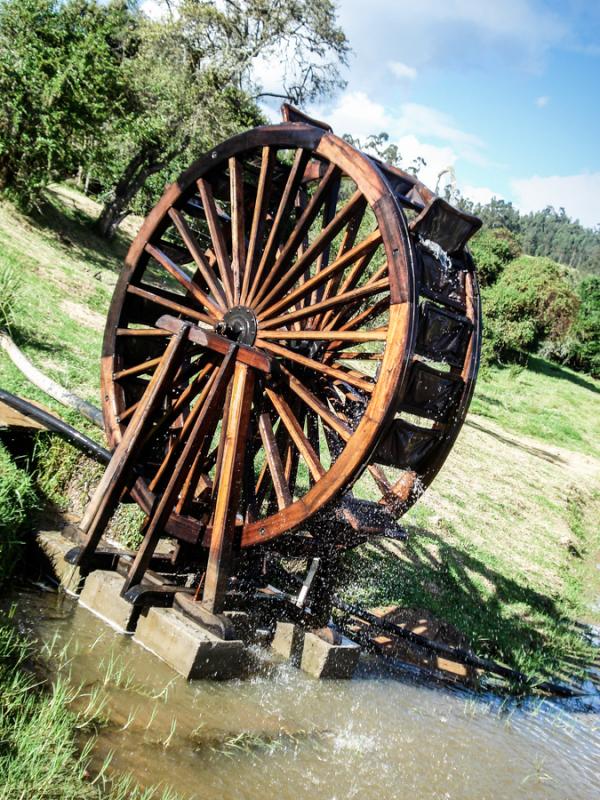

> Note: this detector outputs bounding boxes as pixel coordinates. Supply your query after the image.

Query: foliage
[458,195,600,276]
[481,256,579,365]
[0,0,131,206]
[568,276,600,377]
[0,260,19,333]
[469,226,521,286]
[95,0,349,237]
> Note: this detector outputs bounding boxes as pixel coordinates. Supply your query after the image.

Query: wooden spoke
[257,329,387,342]
[333,351,383,361]
[319,248,379,330]
[145,243,223,318]
[197,178,235,306]
[259,340,374,393]
[127,284,213,326]
[239,146,276,304]
[113,355,162,381]
[229,156,246,304]
[257,228,382,322]
[325,295,389,336]
[281,366,352,443]
[245,148,311,306]
[148,367,219,493]
[266,388,324,483]
[260,278,389,330]
[117,399,140,423]
[249,163,340,309]
[116,327,170,337]
[318,198,367,307]
[307,170,341,317]
[257,411,292,510]
[255,189,368,315]
[167,208,227,308]
[203,360,255,613]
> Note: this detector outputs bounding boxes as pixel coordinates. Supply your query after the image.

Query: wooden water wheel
[77,105,481,619]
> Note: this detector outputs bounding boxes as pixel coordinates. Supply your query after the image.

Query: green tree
[0,0,131,205]
[95,0,349,238]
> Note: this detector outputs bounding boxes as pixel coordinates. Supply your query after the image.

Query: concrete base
[36,530,82,594]
[79,570,139,633]
[134,607,246,680]
[300,632,361,679]
[271,622,304,665]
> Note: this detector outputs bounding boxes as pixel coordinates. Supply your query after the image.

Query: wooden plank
[202,361,255,613]
[259,340,374,394]
[248,163,340,308]
[257,229,382,322]
[260,278,389,331]
[76,325,190,565]
[245,147,310,305]
[127,284,213,326]
[123,346,238,594]
[156,314,272,374]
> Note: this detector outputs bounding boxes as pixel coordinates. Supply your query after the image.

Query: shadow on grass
[344,526,597,683]
[526,354,600,395]
[27,191,128,276]
[465,418,567,466]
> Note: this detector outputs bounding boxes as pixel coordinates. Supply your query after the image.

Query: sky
[142,1,600,229]
[272,0,600,229]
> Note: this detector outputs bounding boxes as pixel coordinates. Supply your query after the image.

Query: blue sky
[303,0,600,227]
[142,1,600,228]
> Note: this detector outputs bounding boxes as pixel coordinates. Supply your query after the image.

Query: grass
[343,361,600,682]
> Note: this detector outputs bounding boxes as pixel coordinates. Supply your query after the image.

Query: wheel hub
[215,307,258,345]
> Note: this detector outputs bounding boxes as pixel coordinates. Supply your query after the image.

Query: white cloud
[511,172,600,229]
[337,0,567,80]
[315,90,487,184]
[388,61,417,81]
[462,184,503,205]
[535,95,550,107]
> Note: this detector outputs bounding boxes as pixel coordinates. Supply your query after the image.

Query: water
[6,587,600,800]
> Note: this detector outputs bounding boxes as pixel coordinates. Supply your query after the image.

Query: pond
[6,587,600,800]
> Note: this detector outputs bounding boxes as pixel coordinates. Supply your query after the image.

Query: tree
[95,0,350,238]
[0,0,131,206]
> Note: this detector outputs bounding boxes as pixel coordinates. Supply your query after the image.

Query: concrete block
[79,570,139,633]
[36,531,83,595]
[271,622,304,664]
[134,607,246,680]
[300,632,360,679]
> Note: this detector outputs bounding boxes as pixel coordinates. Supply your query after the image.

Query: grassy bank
[1,184,599,695]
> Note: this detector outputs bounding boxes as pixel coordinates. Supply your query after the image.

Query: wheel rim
[101,124,417,547]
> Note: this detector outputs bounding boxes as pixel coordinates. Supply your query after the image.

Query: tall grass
[0,260,19,333]
[0,442,38,585]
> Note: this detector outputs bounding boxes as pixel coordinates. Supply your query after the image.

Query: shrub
[481,255,579,365]
[470,227,521,286]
